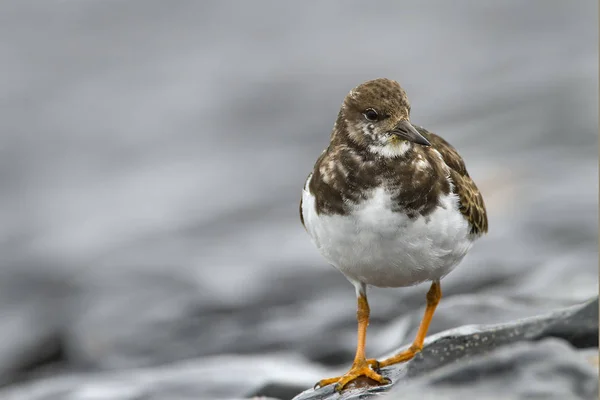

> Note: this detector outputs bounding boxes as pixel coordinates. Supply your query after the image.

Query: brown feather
[299,195,305,229]
[299,78,487,237]
[417,127,489,236]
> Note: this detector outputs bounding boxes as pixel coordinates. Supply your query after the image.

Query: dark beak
[391,120,431,146]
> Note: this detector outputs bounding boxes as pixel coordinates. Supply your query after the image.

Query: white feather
[302,177,473,288]
[368,142,411,158]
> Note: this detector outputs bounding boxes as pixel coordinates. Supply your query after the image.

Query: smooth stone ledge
[290,297,598,400]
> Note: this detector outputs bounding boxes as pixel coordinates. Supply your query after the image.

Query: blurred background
[0,1,597,399]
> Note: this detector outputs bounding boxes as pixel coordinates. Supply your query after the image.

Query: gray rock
[291,298,598,400]
[0,354,327,400]
[1,300,596,400]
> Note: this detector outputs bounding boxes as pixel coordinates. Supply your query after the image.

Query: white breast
[301,175,473,288]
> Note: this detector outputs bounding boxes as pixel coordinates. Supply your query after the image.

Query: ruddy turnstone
[300,78,488,392]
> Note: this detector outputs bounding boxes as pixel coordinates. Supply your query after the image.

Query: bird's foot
[314,359,390,392]
[376,344,422,368]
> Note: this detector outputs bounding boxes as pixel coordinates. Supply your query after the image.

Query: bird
[299,78,488,392]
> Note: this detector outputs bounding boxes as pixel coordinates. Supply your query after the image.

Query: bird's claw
[314,361,390,392]
[366,358,380,371]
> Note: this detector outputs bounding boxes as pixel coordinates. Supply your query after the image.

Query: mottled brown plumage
[300,78,488,237]
[419,129,488,235]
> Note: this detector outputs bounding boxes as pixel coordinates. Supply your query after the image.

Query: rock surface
[291,298,598,400]
[0,300,596,400]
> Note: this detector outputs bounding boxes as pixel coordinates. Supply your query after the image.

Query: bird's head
[338,78,430,157]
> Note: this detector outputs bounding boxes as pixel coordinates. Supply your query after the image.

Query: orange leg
[377,281,442,368]
[315,287,390,392]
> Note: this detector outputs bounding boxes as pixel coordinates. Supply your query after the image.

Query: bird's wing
[418,127,489,236]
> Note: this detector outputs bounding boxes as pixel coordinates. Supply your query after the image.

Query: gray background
[0,1,597,399]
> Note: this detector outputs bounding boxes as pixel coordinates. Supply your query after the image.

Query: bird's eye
[364,109,378,121]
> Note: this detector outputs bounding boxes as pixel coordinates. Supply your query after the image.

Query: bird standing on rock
[300,78,488,392]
